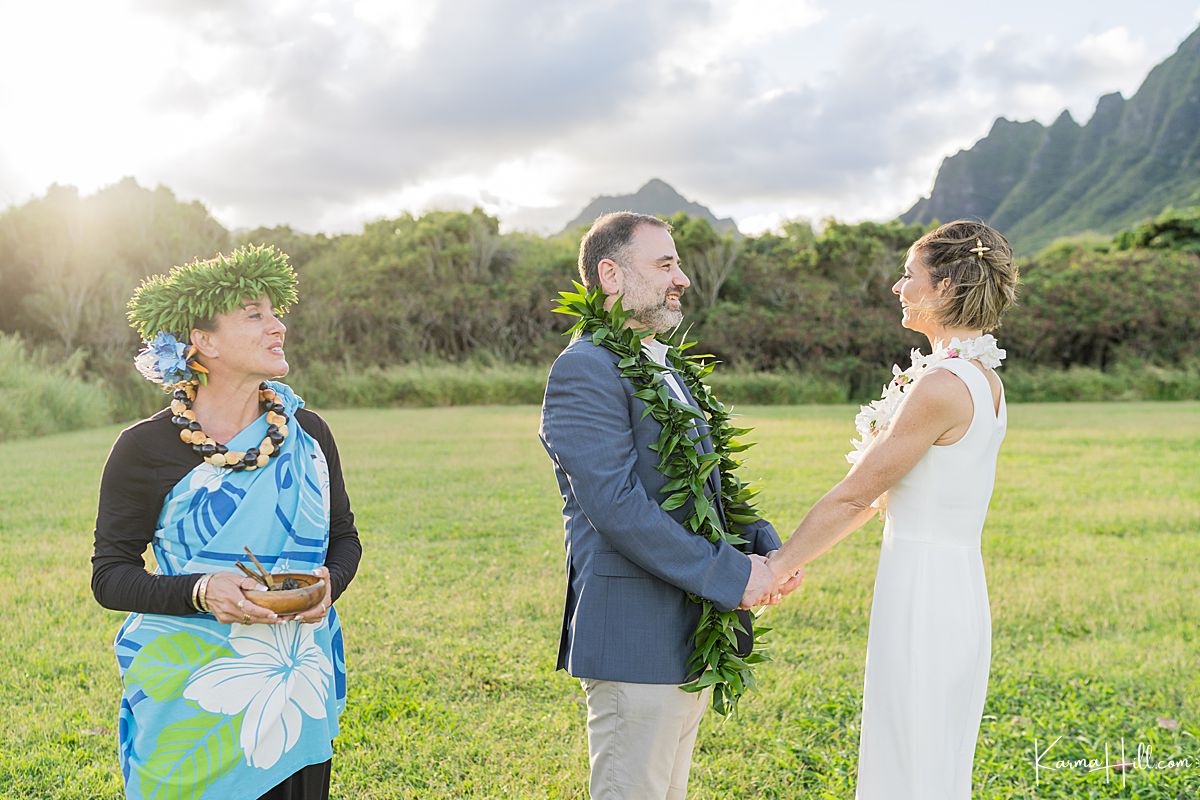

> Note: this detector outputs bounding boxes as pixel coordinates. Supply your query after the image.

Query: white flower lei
[846,333,1006,466]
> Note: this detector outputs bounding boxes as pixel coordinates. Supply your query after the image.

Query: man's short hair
[577,212,671,289]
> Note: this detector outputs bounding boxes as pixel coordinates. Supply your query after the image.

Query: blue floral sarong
[113,382,347,799]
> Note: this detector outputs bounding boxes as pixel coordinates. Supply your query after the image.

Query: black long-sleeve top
[91,407,362,616]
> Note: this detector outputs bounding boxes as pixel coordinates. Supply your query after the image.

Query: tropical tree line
[1,178,1197,421]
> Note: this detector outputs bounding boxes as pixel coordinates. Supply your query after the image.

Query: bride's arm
[763,370,971,587]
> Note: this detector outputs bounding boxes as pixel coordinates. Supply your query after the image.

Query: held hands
[202,566,332,625]
[737,552,806,610]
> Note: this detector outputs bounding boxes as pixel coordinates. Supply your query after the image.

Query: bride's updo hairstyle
[911,220,1019,332]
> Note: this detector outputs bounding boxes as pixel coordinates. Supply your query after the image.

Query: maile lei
[847,333,1007,465]
[554,283,769,716]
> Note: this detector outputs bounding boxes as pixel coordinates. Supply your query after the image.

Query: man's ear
[190,328,218,360]
[597,258,623,297]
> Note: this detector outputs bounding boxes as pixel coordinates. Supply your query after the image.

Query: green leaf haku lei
[553,283,770,716]
[127,244,299,341]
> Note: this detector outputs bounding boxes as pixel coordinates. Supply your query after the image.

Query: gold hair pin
[969,239,991,259]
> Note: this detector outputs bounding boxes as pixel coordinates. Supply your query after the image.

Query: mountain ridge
[902,26,1200,252]
[561,178,739,235]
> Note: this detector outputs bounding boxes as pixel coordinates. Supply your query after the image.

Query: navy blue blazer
[539,337,782,684]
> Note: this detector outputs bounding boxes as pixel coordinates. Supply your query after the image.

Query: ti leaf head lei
[554,282,770,716]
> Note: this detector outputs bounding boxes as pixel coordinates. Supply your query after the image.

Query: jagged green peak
[1049,110,1079,130]
[899,24,1200,253]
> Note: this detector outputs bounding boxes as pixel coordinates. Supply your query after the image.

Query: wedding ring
[241,614,250,624]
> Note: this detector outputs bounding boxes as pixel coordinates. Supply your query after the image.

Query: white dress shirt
[641,337,688,402]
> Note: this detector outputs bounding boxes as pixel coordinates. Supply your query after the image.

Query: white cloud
[0,0,1192,234]
[658,0,825,78]
[350,0,439,52]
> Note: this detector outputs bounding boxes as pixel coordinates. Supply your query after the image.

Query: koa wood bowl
[241,573,325,614]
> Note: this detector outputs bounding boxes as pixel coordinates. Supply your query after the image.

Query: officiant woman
[91,245,361,800]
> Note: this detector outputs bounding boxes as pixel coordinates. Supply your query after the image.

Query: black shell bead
[200,442,217,456]
[171,415,188,427]
[270,403,285,415]
[215,443,228,454]
[259,381,269,390]
[187,420,203,431]
[268,431,285,444]
[173,389,189,401]
[242,452,258,466]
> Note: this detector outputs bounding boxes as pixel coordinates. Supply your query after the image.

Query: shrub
[0,334,113,440]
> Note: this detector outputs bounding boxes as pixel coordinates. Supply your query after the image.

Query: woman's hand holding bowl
[204,571,279,625]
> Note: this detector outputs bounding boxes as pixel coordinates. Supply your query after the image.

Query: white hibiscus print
[188,462,225,493]
[183,622,331,769]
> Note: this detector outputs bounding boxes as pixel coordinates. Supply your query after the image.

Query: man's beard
[623,274,684,334]
[629,300,682,334]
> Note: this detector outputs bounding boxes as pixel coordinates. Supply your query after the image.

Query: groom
[539,212,801,799]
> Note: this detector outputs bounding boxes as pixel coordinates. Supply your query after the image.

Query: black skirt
[258,760,332,800]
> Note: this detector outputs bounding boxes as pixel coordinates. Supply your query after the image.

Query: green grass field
[1,403,1197,799]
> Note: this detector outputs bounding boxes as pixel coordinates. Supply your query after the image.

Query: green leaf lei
[127,244,299,341]
[553,283,770,716]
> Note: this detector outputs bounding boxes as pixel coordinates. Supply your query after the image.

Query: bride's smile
[892,249,941,333]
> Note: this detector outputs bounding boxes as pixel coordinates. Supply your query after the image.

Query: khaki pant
[580,678,712,800]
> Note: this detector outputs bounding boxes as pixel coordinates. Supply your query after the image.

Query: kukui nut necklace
[170,380,289,470]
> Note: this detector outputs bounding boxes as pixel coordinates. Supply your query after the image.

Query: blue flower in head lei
[134,332,205,387]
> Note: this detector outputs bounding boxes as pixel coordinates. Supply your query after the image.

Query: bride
[755,220,1019,799]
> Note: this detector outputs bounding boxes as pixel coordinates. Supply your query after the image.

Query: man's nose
[672,264,691,289]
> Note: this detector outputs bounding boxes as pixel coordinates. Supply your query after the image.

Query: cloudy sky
[1,0,1197,234]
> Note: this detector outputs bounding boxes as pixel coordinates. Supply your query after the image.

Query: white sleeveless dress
[855,358,1006,800]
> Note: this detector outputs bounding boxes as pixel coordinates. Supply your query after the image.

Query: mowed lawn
[1,403,1197,799]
